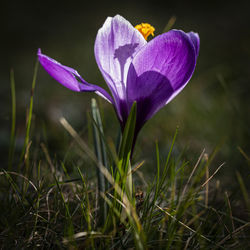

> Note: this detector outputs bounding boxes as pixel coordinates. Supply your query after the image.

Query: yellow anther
[135,23,155,40]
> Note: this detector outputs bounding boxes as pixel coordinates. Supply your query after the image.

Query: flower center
[135,23,155,40]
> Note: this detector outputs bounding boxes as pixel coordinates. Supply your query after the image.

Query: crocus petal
[129,30,197,106]
[38,49,113,103]
[126,29,197,131]
[131,30,196,92]
[187,32,200,58]
[38,49,84,92]
[94,15,146,112]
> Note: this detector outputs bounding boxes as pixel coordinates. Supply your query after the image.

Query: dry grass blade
[63,231,111,244]
[184,234,195,250]
[216,222,250,247]
[128,160,145,175]
[24,141,32,162]
[60,117,97,162]
[180,149,205,200]
[201,162,225,188]
[0,171,37,191]
[107,192,127,209]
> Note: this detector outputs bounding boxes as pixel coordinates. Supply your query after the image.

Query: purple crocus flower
[38,15,199,147]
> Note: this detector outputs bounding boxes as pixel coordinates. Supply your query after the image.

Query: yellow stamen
[135,23,155,40]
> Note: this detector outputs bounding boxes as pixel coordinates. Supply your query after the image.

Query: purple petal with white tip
[38,49,113,103]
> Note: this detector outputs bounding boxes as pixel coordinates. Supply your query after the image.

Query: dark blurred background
[1,0,250,188]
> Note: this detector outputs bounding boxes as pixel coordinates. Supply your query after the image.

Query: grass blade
[91,98,108,224]
[118,102,137,160]
[19,59,39,171]
[8,69,16,170]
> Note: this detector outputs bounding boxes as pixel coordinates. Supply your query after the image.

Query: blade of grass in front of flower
[118,102,137,160]
[91,98,108,224]
[8,69,16,170]
[95,100,108,168]
[91,99,108,168]
[19,59,39,173]
[117,102,137,199]
[115,127,122,154]
[88,101,116,169]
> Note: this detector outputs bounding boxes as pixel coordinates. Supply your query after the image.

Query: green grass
[0,65,249,249]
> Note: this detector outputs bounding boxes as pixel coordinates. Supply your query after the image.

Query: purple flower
[38,15,199,145]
